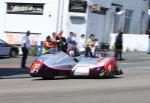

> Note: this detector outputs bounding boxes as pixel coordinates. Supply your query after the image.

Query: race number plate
[30,61,43,73]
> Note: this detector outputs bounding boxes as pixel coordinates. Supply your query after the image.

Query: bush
[29,45,38,56]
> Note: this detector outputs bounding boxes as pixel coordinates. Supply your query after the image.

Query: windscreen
[44,51,76,68]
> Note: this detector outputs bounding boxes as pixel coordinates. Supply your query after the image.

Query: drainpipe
[56,0,61,32]
[56,0,65,33]
[140,12,145,34]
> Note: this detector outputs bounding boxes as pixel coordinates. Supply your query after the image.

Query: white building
[148,0,150,29]
[0,0,149,45]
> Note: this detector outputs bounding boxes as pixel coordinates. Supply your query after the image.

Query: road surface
[0,52,150,103]
[0,69,150,103]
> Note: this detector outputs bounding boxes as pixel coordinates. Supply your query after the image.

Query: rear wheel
[10,50,17,57]
[115,69,123,75]
[42,76,54,80]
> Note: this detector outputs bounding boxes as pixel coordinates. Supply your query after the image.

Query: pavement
[110,51,150,63]
[0,51,150,79]
[0,56,35,79]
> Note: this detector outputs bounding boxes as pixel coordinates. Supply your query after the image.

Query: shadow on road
[0,56,20,59]
[0,57,10,59]
[32,76,123,81]
[0,68,30,79]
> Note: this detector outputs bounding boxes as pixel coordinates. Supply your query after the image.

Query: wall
[0,0,149,47]
[110,33,149,52]
[121,0,149,34]
[62,0,88,41]
[86,0,149,43]
[86,0,111,43]
[0,1,7,40]
[0,0,60,44]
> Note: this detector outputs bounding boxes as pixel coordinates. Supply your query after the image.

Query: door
[68,17,86,42]
[0,39,11,56]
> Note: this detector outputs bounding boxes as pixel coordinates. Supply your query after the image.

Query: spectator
[55,30,67,53]
[50,32,57,48]
[56,30,63,39]
[57,37,67,53]
[114,28,124,61]
[67,32,79,56]
[86,34,95,49]
[66,32,77,46]
[146,30,150,54]
[92,38,100,53]
[51,32,57,42]
[85,34,96,57]
[42,36,51,53]
[77,34,86,54]
[21,31,31,68]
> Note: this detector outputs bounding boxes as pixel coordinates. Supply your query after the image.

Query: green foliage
[110,45,115,51]
[29,45,38,56]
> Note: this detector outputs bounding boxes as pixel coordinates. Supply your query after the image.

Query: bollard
[36,41,43,58]
[39,41,43,56]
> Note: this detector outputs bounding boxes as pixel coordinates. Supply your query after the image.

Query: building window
[7,3,44,15]
[69,0,87,13]
[124,9,133,33]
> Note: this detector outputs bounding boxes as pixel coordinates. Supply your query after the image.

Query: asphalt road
[0,69,150,103]
[0,52,150,103]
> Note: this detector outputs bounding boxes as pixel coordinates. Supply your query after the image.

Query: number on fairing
[34,64,40,69]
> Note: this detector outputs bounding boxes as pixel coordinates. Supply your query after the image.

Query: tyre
[42,76,54,80]
[10,50,17,57]
[115,69,123,75]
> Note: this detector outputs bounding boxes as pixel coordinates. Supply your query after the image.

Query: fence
[109,33,149,52]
